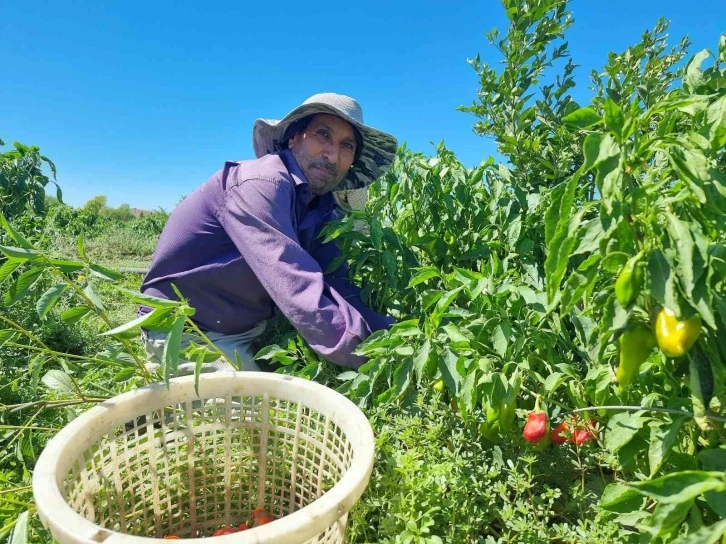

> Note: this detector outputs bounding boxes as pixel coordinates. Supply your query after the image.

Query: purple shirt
[141,149,393,368]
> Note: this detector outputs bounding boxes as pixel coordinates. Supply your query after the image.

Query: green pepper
[616,324,656,387]
[615,251,645,307]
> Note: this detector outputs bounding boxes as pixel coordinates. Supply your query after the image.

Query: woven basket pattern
[62,392,354,541]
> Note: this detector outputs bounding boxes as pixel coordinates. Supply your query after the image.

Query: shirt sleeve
[219,177,372,368]
[309,232,396,333]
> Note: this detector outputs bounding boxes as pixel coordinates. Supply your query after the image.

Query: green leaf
[667,145,708,203]
[604,99,625,139]
[114,367,137,382]
[0,245,41,261]
[698,448,726,472]
[5,267,43,305]
[543,372,568,395]
[560,254,599,314]
[254,344,288,361]
[627,471,726,504]
[163,314,186,384]
[0,215,34,249]
[664,211,696,298]
[439,348,461,394]
[582,133,619,172]
[0,329,16,348]
[492,324,508,358]
[101,308,174,336]
[112,286,181,308]
[648,418,684,477]
[337,371,358,381]
[60,306,91,324]
[683,49,710,92]
[0,259,21,286]
[706,94,726,149]
[407,267,440,288]
[604,412,650,454]
[9,510,29,544]
[690,350,715,431]
[84,283,105,313]
[77,233,87,260]
[640,500,693,540]
[430,286,464,329]
[389,319,422,338]
[370,217,383,250]
[600,483,645,513]
[563,107,602,129]
[36,284,68,319]
[47,259,86,273]
[382,251,398,287]
[647,249,679,315]
[412,339,432,383]
[90,263,124,281]
[391,360,413,399]
[670,519,726,544]
[545,205,586,305]
[41,369,75,394]
[507,218,522,248]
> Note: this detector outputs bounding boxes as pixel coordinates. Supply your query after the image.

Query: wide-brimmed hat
[252,93,398,201]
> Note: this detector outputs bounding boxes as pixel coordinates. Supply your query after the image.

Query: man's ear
[287,133,298,150]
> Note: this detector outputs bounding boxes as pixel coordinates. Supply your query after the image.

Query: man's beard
[291,148,343,195]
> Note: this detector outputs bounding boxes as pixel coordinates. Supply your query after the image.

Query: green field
[2,1,726,542]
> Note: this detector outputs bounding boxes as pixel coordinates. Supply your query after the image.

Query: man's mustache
[311,159,337,175]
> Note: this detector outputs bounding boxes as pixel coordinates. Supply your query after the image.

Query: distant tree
[106,203,134,222]
[82,195,107,216]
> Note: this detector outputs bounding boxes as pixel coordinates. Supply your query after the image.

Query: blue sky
[2,0,724,211]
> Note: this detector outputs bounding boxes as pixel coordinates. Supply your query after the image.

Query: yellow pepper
[654,307,701,358]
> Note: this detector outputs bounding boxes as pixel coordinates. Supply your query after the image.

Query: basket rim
[32,372,375,543]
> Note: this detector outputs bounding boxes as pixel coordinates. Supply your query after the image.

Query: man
[140,93,398,374]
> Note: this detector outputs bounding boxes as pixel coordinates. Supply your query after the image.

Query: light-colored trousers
[141,321,267,376]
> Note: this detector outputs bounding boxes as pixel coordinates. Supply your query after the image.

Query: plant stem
[0,424,59,431]
[0,314,87,400]
[53,271,154,382]
[560,405,726,423]
[5,341,126,367]
[184,316,238,370]
[2,406,43,454]
[2,397,107,413]
[0,485,31,496]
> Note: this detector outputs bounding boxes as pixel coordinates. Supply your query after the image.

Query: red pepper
[550,416,598,446]
[523,410,550,445]
[238,522,248,531]
[253,507,273,527]
[549,420,570,445]
[212,527,238,536]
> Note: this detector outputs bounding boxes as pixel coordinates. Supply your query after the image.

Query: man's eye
[316,129,330,139]
[343,142,355,151]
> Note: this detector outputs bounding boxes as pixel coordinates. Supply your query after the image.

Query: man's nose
[322,141,339,164]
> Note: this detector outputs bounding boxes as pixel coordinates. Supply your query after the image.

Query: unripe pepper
[615,252,645,307]
[617,324,656,387]
[655,307,701,358]
[523,410,550,447]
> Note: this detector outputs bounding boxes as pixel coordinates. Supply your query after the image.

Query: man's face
[288,113,357,197]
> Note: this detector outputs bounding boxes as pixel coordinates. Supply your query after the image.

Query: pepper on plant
[654,307,701,358]
[523,397,550,448]
[614,251,645,307]
[616,324,656,387]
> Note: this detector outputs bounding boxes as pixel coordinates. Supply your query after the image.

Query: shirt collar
[279,148,308,187]
[278,148,338,217]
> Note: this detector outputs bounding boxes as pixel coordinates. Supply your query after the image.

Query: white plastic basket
[32,372,375,543]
